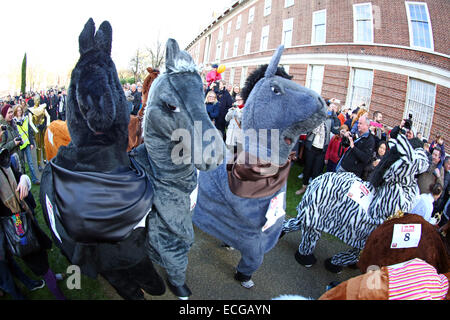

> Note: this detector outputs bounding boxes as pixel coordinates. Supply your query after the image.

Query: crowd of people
[0,62,448,300]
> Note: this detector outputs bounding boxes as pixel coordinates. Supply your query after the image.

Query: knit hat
[212,64,218,68]
[1,104,12,119]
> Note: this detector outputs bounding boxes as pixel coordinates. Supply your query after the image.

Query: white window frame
[227,21,232,35]
[404,78,436,139]
[281,18,294,48]
[223,41,229,59]
[285,0,294,8]
[229,67,235,85]
[248,7,255,24]
[236,14,242,30]
[353,3,374,43]
[305,65,325,95]
[405,1,434,51]
[244,32,252,54]
[264,0,272,16]
[260,25,270,51]
[311,9,326,44]
[218,25,224,42]
[240,66,248,88]
[215,43,222,62]
[346,68,374,110]
[233,37,239,57]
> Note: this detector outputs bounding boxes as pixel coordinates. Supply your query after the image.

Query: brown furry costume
[126,67,159,152]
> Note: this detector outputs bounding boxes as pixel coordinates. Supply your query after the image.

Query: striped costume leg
[330,248,360,267]
[298,224,321,256]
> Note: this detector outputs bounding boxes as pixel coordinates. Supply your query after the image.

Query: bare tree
[129,48,148,83]
[145,38,165,70]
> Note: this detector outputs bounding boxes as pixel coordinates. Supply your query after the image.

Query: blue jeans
[21,145,39,183]
[0,260,40,299]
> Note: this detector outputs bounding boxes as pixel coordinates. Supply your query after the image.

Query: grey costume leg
[236,251,264,279]
[330,248,360,267]
[146,214,193,287]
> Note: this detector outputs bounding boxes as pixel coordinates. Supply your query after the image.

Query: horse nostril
[284,137,292,145]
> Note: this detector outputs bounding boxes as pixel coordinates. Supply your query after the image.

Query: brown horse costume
[126,67,159,152]
[357,213,450,274]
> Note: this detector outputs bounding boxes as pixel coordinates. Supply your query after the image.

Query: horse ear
[79,18,96,55]
[165,38,180,73]
[265,45,284,78]
[94,21,112,55]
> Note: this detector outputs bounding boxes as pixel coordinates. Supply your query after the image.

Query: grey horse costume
[39,19,165,300]
[193,45,328,286]
[133,39,225,298]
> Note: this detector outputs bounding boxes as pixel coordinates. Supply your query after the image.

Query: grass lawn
[1,159,311,300]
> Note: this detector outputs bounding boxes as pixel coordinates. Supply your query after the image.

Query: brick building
[186,0,449,151]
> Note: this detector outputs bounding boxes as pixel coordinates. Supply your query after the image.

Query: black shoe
[234,271,254,289]
[167,281,192,300]
[324,258,343,274]
[294,251,317,267]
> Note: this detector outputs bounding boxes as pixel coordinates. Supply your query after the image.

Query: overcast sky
[0,0,230,93]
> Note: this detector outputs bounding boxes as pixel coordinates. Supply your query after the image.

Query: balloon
[217,64,226,73]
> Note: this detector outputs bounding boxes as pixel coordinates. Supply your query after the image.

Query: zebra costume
[283,133,429,267]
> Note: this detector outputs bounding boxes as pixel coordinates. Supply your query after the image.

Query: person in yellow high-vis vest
[13,105,40,184]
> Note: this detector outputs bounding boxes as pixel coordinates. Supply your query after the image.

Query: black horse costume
[39,18,165,300]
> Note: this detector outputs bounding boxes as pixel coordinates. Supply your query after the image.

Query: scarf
[0,166,30,214]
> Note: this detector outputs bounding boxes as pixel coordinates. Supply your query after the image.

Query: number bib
[390,224,422,249]
[347,181,373,212]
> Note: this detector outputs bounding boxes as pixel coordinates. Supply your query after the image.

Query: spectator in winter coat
[325,124,349,172]
[295,105,340,195]
[429,134,446,169]
[205,91,220,126]
[336,114,376,180]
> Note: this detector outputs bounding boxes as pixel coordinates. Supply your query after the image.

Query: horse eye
[271,85,282,95]
[168,105,180,113]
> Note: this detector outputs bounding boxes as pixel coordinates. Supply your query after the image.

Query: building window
[306,65,324,95]
[240,66,248,88]
[203,35,211,64]
[264,0,272,16]
[285,0,294,8]
[281,18,294,48]
[236,14,242,30]
[260,25,270,51]
[312,10,326,44]
[347,68,374,110]
[218,25,224,42]
[248,7,255,24]
[229,67,235,85]
[227,21,232,35]
[404,78,436,139]
[244,32,252,54]
[224,41,229,59]
[405,2,434,50]
[215,43,222,62]
[353,3,373,43]
[233,37,239,57]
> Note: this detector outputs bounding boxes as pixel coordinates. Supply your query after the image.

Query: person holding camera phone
[0,104,25,173]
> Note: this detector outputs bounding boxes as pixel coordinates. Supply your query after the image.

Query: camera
[1,125,7,131]
[341,136,351,148]
[15,119,24,127]
[15,137,23,146]
[403,113,413,130]
[0,148,10,167]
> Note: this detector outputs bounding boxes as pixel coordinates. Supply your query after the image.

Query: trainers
[220,243,235,250]
[324,258,343,274]
[30,280,45,291]
[234,271,254,289]
[294,251,317,267]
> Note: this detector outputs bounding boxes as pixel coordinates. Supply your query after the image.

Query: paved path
[100,227,361,300]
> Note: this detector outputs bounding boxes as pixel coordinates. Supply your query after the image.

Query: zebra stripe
[283,134,430,266]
